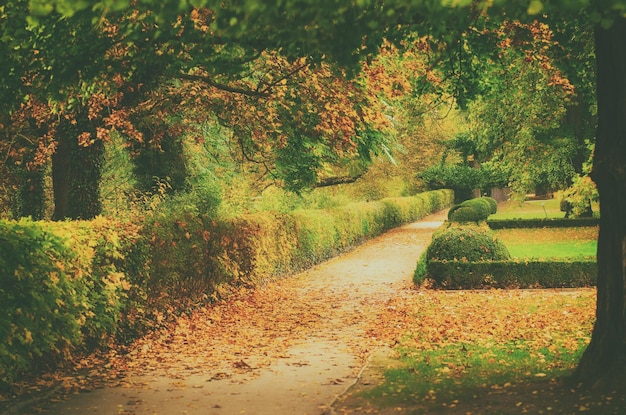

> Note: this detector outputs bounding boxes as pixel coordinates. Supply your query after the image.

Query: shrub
[447,197,494,223]
[427,259,596,289]
[448,206,486,222]
[419,164,483,203]
[560,175,598,218]
[487,218,600,229]
[426,225,511,262]
[0,220,82,387]
[482,196,498,214]
[413,250,428,286]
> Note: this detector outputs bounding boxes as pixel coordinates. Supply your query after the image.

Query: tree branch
[314,172,366,188]
[178,73,270,97]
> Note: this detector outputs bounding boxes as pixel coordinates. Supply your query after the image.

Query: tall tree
[575,16,626,385]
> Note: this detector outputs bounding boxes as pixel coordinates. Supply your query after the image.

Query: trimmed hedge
[427,259,597,289]
[487,217,600,229]
[145,189,454,297]
[0,217,147,387]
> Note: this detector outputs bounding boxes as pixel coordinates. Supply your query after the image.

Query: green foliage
[483,196,498,214]
[426,224,511,262]
[42,218,149,345]
[413,250,428,286]
[560,175,598,218]
[447,197,495,223]
[447,206,485,222]
[418,164,483,202]
[0,217,148,387]
[14,164,47,220]
[100,132,139,217]
[0,219,81,387]
[427,259,596,289]
[133,132,188,195]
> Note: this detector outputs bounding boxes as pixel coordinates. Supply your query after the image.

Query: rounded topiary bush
[426,225,511,262]
[447,197,496,223]
[482,196,498,214]
[448,206,486,222]
[467,198,492,217]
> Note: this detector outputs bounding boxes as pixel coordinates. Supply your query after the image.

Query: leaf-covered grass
[359,289,596,412]
[495,227,598,259]
[372,339,587,406]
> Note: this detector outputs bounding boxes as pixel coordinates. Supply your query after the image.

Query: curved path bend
[30,210,448,415]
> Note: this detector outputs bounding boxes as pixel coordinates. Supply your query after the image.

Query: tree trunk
[52,131,71,221]
[67,137,103,220]
[52,114,103,221]
[575,17,626,386]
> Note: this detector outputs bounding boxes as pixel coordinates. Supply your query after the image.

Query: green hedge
[448,197,496,223]
[0,217,147,387]
[426,259,596,289]
[426,225,511,262]
[145,189,454,295]
[487,217,600,229]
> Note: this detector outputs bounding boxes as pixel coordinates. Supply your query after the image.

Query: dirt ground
[4,210,448,415]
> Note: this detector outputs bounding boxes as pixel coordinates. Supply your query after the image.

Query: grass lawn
[490,199,564,220]
[490,198,600,220]
[494,227,598,259]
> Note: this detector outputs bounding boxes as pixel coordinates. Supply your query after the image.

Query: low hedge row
[146,189,454,297]
[487,217,601,229]
[0,189,454,387]
[426,259,597,289]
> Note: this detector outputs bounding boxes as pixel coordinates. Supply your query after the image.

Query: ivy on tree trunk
[576,17,626,386]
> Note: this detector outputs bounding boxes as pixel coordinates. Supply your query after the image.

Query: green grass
[490,199,563,220]
[490,198,600,220]
[505,241,597,259]
[365,340,587,406]
[354,290,597,412]
[494,227,598,259]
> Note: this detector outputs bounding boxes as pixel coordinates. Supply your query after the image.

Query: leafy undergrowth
[333,288,626,414]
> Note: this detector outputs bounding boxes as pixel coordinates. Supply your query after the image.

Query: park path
[28,210,448,415]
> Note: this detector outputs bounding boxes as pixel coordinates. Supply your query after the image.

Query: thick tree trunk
[52,114,103,221]
[67,138,103,220]
[575,17,626,386]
